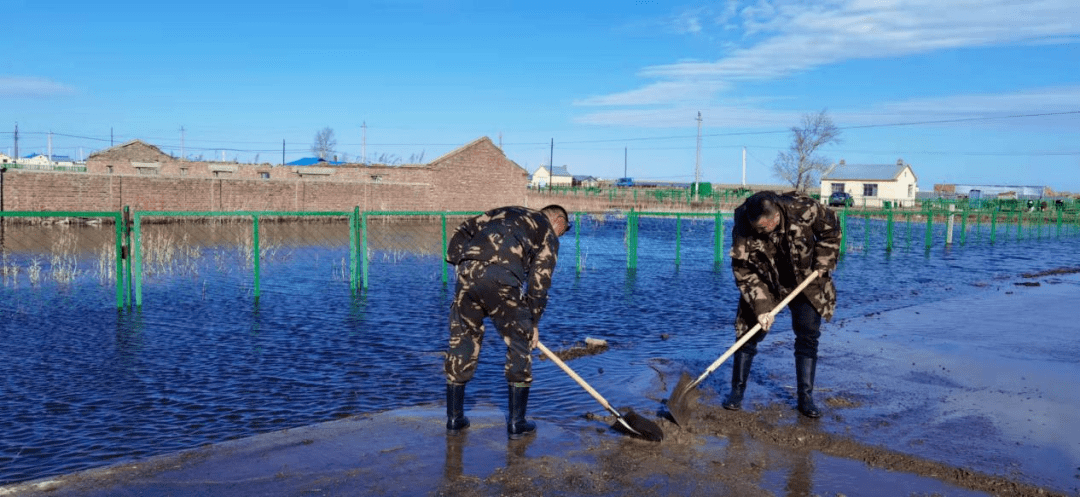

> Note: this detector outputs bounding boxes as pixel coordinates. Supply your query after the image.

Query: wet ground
[3,272,1077,496]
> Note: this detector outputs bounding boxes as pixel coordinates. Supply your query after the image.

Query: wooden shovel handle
[685,270,822,391]
[536,341,621,419]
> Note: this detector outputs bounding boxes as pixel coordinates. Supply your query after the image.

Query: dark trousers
[738,293,821,359]
[445,261,533,385]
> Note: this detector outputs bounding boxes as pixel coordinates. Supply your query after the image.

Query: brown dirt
[436,397,1067,497]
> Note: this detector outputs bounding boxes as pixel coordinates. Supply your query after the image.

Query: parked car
[615,177,634,187]
[828,192,854,207]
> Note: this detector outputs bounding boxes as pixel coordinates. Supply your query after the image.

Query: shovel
[667,270,821,426]
[536,341,663,442]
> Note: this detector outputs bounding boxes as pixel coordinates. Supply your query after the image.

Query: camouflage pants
[735,293,822,359]
[444,260,534,385]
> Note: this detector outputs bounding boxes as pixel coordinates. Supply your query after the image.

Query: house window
[180,168,188,176]
[106,165,113,174]
[371,175,383,183]
[831,183,845,193]
[863,184,879,197]
[213,171,220,178]
[260,172,270,179]
[137,167,158,175]
[907,184,913,197]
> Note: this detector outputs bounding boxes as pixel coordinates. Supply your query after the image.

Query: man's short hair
[541,204,569,222]
[744,192,779,224]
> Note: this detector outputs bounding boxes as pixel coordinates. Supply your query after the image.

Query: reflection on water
[0,216,1077,484]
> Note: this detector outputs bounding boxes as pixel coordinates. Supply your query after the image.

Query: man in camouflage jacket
[726,191,842,418]
[443,205,570,438]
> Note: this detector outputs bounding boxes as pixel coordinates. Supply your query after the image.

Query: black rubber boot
[446,382,470,432]
[507,383,536,439]
[796,356,822,418]
[722,351,754,410]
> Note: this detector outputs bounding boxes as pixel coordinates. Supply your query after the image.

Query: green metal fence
[3,204,1078,309]
[0,210,125,307]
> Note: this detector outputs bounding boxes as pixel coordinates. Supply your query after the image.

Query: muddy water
[0,214,1077,490]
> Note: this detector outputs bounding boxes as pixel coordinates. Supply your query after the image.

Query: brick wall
[0,137,535,214]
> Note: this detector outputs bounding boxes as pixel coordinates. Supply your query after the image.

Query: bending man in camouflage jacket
[726,191,842,418]
[443,205,570,438]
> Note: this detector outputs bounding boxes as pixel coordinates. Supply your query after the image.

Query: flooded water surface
[1,214,1077,487]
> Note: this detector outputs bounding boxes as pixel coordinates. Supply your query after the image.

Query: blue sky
[3,0,1079,192]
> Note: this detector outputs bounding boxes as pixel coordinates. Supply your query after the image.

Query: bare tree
[311,127,337,160]
[773,110,841,191]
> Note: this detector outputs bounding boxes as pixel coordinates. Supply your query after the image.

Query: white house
[530,165,573,188]
[820,159,919,208]
[21,153,52,166]
[0,153,11,164]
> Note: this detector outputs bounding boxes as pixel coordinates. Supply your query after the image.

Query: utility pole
[548,138,554,191]
[13,123,18,162]
[48,131,53,162]
[362,121,367,165]
[282,139,285,166]
[694,111,702,200]
[498,132,502,150]
[110,127,114,147]
[180,126,185,160]
[742,146,747,186]
[624,147,628,178]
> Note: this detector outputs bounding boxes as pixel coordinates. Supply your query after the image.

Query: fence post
[575,212,582,274]
[885,206,894,251]
[123,206,133,308]
[132,210,143,307]
[252,214,261,300]
[441,212,449,284]
[714,211,724,265]
[839,210,847,255]
[675,214,682,266]
[946,204,955,246]
[361,212,369,290]
[350,207,359,291]
[115,211,125,309]
[924,205,934,249]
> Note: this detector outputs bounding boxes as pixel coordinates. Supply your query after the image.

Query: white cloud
[841,85,1080,123]
[584,0,1080,110]
[575,80,731,106]
[0,76,75,97]
[644,0,1080,81]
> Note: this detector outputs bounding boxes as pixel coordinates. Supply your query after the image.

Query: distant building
[820,159,918,208]
[932,184,1049,200]
[0,153,11,164]
[530,165,573,188]
[21,153,53,166]
[572,175,598,188]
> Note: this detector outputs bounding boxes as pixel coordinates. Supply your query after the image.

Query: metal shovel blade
[666,372,699,426]
[611,408,664,442]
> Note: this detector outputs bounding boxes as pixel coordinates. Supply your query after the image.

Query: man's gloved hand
[530,325,539,350]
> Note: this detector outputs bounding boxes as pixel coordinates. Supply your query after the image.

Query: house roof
[822,161,913,182]
[551,165,571,176]
[287,157,344,166]
[87,139,171,161]
[428,136,527,174]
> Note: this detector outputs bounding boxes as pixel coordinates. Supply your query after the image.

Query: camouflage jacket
[446,206,560,323]
[730,191,842,335]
